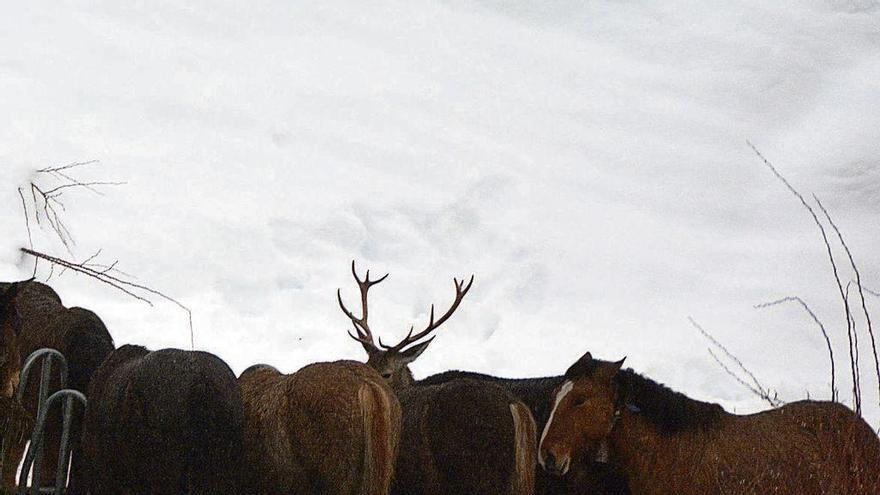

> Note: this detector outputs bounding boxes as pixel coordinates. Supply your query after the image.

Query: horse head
[538,351,626,476]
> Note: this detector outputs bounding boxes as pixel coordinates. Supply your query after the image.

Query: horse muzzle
[540,449,571,476]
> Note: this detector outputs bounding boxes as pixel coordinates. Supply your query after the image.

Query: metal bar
[28,355,54,494]
[15,350,68,404]
[5,349,69,495]
[17,391,85,495]
[53,396,75,495]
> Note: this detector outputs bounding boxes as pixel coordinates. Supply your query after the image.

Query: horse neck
[607,409,716,494]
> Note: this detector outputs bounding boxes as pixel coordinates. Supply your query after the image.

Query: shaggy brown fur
[0,280,114,493]
[0,282,24,399]
[81,345,244,495]
[416,370,631,495]
[541,352,880,495]
[0,396,31,491]
[392,379,537,495]
[239,360,401,495]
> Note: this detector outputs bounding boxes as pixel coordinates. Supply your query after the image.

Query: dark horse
[419,370,630,495]
[81,345,244,495]
[539,351,880,494]
[0,280,114,492]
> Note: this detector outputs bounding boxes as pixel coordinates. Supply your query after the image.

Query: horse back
[395,379,526,495]
[83,346,244,495]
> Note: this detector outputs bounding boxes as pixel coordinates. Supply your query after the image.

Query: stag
[81,345,244,495]
[338,262,537,495]
[0,280,114,493]
[238,360,401,495]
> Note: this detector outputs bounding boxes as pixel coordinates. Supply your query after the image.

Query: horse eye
[572,397,586,407]
[381,372,392,379]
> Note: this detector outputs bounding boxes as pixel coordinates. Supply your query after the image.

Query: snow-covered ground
[2,1,879,425]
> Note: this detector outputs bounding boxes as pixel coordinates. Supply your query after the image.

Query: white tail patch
[509,402,537,495]
[538,380,573,467]
[359,382,396,495]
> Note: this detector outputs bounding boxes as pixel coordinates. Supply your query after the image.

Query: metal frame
[17,390,86,495]
[0,349,79,495]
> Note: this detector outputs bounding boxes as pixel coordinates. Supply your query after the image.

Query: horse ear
[597,356,626,382]
[564,351,595,379]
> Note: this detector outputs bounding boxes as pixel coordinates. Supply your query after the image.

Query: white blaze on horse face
[538,380,573,467]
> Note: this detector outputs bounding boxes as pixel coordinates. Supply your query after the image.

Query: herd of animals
[1,261,879,495]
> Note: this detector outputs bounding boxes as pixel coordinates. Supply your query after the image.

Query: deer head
[338,261,473,390]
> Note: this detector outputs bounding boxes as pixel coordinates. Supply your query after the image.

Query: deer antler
[337,260,389,353]
[380,275,474,352]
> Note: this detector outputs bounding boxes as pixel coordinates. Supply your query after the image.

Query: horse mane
[615,368,725,434]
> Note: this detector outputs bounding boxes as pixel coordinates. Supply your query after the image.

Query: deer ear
[398,337,435,365]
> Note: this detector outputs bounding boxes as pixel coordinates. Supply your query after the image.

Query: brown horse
[0,280,114,493]
[238,360,401,495]
[539,351,880,495]
[338,262,537,495]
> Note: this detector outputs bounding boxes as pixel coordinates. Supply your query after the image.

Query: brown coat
[611,400,880,494]
[392,379,537,495]
[239,360,401,495]
[0,280,114,492]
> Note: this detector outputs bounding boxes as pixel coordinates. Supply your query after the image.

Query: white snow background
[2,1,880,425]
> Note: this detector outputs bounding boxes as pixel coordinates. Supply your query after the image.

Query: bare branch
[20,248,196,349]
[813,195,879,408]
[36,160,98,174]
[42,181,127,197]
[690,317,782,407]
[756,297,836,401]
[748,141,861,415]
[18,187,37,277]
[707,348,782,407]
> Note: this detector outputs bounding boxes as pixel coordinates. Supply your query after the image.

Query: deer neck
[391,367,416,391]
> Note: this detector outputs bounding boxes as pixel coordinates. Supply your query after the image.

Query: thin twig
[42,181,127,197]
[36,160,99,174]
[690,317,782,407]
[25,160,123,253]
[813,195,879,408]
[18,187,37,277]
[756,297,836,401]
[845,282,862,406]
[707,348,764,398]
[20,248,195,348]
[748,141,861,415]
[690,317,765,393]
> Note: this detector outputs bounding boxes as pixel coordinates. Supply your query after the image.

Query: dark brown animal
[238,360,401,495]
[539,351,880,495]
[81,345,244,495]
[0,283,29,490]
[420,370,630,495]
[0,280,114,492]
[338,262,537,495]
